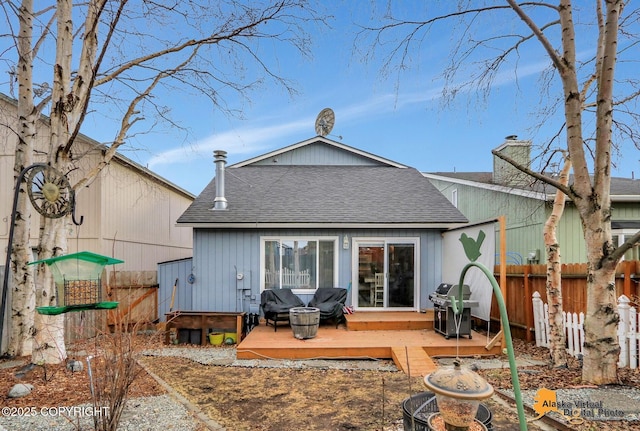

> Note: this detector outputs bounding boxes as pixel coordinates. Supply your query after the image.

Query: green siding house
[424,138,640,264]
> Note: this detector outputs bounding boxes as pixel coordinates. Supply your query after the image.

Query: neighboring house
[0,93,194,274]
[176,136,468,314]
[424,137,640,264]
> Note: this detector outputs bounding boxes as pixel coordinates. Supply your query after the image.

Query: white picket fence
[264,268,310,288]
[532,292,639,369]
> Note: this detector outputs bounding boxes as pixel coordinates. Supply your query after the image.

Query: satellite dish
[314,108,335,136]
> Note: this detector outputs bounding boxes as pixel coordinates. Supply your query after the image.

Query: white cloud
[147,118,311,168]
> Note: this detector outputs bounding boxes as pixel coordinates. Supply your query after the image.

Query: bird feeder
[423,359,494,431]
[29,251,123,315]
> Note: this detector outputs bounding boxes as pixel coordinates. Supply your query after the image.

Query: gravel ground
[0,394,200,431]
[141,346,400,371]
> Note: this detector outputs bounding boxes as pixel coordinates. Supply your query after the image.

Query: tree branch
[64,0,120,155]
[506,0,565,73]
[73,49,197,190]
[608,230,640,263]
[491,148,576,199]
[93,1,288,88]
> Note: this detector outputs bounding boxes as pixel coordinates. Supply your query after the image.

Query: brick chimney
[492,136,532,187]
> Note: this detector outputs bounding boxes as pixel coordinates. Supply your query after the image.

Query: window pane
[264,241,280,289]
[629,245,638,261]
[262,238,335,290]
[282,240,315,289]
[318,241,334,288]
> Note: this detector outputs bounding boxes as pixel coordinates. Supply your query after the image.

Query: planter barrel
[289,307,320,339]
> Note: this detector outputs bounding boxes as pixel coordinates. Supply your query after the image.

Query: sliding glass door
[387,243,415,308]
[356,243,384,308]
[354,238,418,310]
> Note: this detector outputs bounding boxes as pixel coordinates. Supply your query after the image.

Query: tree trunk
[28,0,77,364]
[7,0,37,358]
[581,223,620,384]
[31,216,68,364]
[543,157,571,368]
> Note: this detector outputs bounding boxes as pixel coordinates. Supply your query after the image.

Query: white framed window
[260,236,339,293]
[613,230,640,261]
[451,189,458,208]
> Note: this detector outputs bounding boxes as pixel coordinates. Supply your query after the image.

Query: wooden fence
[488,260,639,341]
[532,293,639,369]
[107,271,158,328]
[64,270,158,342]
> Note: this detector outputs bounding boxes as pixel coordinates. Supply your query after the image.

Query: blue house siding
[190,228,444,313]
[158,257,194,320]
[249,142,387,166]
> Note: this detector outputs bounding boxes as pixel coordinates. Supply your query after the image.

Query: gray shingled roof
[428,172,640,197]
[178,166,468,226]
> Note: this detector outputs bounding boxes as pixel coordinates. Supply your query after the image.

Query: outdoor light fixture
[343,235,349,250]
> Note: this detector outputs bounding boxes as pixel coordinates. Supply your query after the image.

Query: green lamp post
[29,251,123,315]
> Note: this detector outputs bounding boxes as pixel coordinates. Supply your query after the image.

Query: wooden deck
[236,312,502,375]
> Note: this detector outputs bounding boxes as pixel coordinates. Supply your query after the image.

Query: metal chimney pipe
[212,150,228,210]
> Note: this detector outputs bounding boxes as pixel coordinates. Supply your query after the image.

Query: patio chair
[307,287,348,328]
[374,273,384,307]
[260,288,305,332]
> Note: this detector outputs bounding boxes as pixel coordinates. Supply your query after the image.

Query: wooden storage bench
[164,311,246,345]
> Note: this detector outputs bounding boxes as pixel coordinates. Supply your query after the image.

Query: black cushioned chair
[307,287,348,328]
[260,288,305,332]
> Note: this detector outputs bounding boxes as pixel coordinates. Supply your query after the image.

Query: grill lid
[435,283,454,295]
[433,283,471,299]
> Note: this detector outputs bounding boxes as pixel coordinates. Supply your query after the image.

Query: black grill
[429,283,477,339]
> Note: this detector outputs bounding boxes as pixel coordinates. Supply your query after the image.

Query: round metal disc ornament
[25,165,73,218]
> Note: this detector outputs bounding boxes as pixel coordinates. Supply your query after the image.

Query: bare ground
[1,334,639,431]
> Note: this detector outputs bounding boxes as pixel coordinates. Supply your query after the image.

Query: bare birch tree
[1,0,324,363]
[359,1,640,384]
[489,147,573,369]
[542,153,571,368]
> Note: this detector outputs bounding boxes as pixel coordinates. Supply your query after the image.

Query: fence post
[571,312,582,358]
[618,295,630,367]
[623,261,633,298]
[543,302,550,348]
[532,292,545,347]
[567,311,577,357]
[578,312,585,357]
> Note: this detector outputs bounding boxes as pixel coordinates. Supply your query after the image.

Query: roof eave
[546,194,640,202]
[176,222,468,229]
[423,172,548,201]
[230,136,408,169]
[1,93,195,201]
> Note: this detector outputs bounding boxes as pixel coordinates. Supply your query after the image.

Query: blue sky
[5,2,639,195]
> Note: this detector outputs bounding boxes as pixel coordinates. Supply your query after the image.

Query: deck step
[345,311,433,331]
[391,346,438,377]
